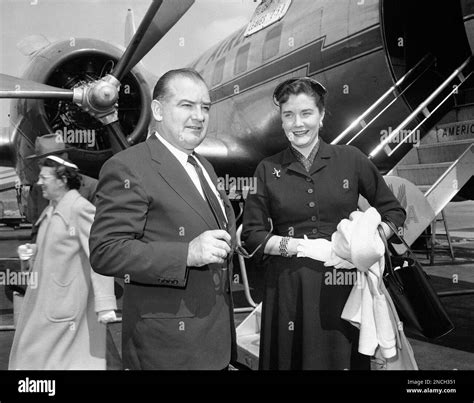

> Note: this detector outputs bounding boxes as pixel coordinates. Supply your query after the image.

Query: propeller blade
[112,0,194,81]
[124,8,137,47]
[0,73,74,100]
[105,120,131,154]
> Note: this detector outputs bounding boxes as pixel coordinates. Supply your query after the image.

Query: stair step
[417,185,431,194]
[396,162,452,186]
[416,139,474,164]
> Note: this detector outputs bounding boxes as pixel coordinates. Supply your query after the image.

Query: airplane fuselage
[191,0,473,177]
[2,0,474,191]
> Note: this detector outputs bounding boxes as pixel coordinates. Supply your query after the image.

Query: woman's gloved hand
[17,243,36,261]
[324,253,355,269]
[296,236,355,269]
[97,310,117,324]
[296,236,332,261]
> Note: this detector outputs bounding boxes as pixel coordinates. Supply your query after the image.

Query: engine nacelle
[7,38,152,184]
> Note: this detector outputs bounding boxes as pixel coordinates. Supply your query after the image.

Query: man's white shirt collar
[154,131,190,168]
[152,131,227,218]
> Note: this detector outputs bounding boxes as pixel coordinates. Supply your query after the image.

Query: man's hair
[152,68,207,101]
[40,158,82,190]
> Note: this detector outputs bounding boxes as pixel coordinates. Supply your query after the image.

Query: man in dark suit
[89,68,237,370]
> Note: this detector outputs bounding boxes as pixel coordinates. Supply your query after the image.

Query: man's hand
[187,230,231,267]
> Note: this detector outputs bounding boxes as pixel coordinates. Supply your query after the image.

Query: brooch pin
[272,168,281,178]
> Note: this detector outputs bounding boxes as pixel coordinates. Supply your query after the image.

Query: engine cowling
[7,38,151,184]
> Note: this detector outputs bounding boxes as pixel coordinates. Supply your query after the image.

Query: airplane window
[211,58,225,86]
[235,43,251,75]
[263,24,282,61]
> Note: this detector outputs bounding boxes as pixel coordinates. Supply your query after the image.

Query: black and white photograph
[0,0,473,400]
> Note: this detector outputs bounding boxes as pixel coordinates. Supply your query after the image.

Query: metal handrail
[347,60,437,146]
[387,71,474,156]
[438,290,474,297]
[235,224,257,312]
[369,56,473,159]
[331,53,436,145]
[425,143,474,198]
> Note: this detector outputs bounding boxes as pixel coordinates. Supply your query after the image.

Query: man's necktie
[188,155,228,230]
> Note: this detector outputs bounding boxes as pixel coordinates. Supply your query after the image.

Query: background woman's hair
[273,77,327,112]
[40,158,82,190]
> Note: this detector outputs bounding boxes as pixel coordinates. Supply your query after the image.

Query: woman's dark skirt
[259,256,370,370]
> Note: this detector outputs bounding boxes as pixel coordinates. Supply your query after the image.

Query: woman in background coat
[9,156,116,370]
[241,77,406,370]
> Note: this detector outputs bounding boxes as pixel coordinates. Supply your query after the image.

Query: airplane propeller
[0,0,195,154]
[111,0,195,82]
[0,73,74,100]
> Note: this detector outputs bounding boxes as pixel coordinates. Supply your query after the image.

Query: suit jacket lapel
[281,140,333,176]
[309,140,332,175]
[146,137,217,230]
[281,147,309,177]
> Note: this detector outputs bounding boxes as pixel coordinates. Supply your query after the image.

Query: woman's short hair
[273,77,327,112]
[40,158,82,190]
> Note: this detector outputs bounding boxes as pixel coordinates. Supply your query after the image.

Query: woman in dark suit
[241,77,406,370]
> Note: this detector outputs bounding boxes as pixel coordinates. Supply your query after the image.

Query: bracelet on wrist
[279,236,291,257]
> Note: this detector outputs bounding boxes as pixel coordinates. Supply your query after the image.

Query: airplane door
[460,0,474,54]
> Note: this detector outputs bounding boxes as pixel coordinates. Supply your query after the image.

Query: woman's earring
[320,121,323,127]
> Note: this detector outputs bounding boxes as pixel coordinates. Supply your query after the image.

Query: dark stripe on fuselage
[461,0,474,16]
[209,24,383,103]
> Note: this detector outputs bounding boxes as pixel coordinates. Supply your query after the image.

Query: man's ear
[151,99,163,122]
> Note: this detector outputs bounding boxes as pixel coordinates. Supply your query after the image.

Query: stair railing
[369,56,473,159]
[331,53,436,145]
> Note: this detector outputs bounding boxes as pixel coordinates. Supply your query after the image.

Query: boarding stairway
[0,167,24,227]
[332,54,474,248]
[332,53,474,303]
[388,109,474,242]
[0,167,18,192]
